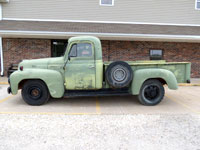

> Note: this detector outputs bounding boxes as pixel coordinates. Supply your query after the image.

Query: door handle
[89,65,95,69]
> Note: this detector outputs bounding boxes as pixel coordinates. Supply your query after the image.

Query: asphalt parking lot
[0,84,200,149]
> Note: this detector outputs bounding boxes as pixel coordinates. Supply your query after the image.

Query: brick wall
[1,38,200,78]
[2,38,51,76]
[102,40,200,78]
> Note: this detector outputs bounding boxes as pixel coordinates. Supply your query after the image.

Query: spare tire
[105,61,133,88]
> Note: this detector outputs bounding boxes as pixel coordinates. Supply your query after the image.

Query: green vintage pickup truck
[8,36,191,106]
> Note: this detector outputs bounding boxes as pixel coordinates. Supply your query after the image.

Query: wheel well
[145,78,167,85]
[18,79,46,89]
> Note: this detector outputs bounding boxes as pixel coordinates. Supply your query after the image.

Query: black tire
[105,61,133,88]
[138,79,165,106]
[22,80,50,106]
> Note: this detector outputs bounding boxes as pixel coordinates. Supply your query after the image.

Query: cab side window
[77,43,93,57]
[69,43,93,58]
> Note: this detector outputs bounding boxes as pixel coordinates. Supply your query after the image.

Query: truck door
[64,42,96,90]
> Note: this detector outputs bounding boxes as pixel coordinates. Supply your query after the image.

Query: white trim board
[2,18,200,27]
[1,30,200,37]
[1,30,200,43]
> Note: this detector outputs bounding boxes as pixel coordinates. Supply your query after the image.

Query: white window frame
[100,0,114,6]
[150,49,163,60]
[196,0,200,10]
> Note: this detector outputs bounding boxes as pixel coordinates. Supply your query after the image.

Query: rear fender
[131,68,178,95]
[10,69,64,98]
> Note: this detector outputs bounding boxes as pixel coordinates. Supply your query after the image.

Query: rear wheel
[22,80,50,106]
[138,79,165,106]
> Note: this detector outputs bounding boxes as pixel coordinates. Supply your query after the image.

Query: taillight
[20,66,23,71]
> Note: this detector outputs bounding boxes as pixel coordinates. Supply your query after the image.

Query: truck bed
[104,60,191,83]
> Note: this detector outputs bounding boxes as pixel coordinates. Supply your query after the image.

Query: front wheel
[138,79,165,106]
[22,80,50,106]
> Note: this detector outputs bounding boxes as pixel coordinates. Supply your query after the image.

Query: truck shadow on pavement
[15,95,167,107]
[3,94,188,115]
[48,95,140,105]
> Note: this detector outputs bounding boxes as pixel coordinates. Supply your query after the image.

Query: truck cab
[64,36,103,90]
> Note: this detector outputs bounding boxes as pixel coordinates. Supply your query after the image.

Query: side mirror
[68,55,71,61]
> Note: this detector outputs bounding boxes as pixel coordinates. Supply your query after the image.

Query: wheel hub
[144,85,159,100]
[28,87,42,100]
[113,68,126,82]
[31,89,40,97]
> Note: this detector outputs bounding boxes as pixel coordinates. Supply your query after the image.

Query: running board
[64,88,130,98]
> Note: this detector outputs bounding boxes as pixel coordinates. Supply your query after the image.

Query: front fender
[131,68,178,95]
[10,69,65,98]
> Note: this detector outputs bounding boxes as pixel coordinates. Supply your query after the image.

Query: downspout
[108,41,111,61]
[0,3,3,76]
[0,37,3,76]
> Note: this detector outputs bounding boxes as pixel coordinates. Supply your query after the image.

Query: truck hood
[18,57,64,70]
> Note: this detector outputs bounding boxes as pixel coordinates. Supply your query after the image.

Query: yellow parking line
[96,97,101,114]
[178,83,200,86]
[0,82,8,85]
[166,94,200,115]
[0,95,14,103]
